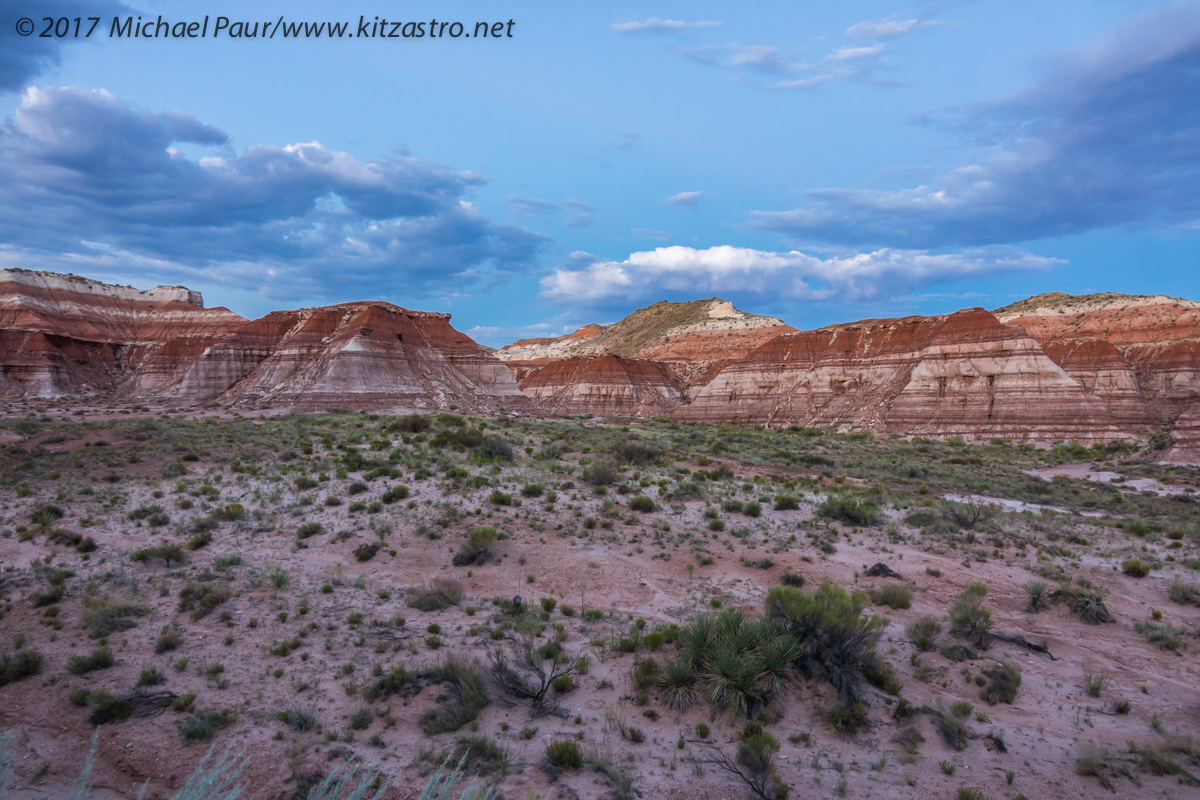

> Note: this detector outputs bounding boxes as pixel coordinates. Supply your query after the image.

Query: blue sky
[1,0,1197,344]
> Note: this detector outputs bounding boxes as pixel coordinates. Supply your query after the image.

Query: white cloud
[665,190,704,207]
[846,17,941,40]
[541,245,1060,304]
[612,18,722,34]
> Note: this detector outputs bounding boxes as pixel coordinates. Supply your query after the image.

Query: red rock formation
[0,269,243,398]
[995,293,1200,429]
[516,354,682,416]
[140,302,530,413]
[681,309,1135,442]
[497,298,792,390]
[0,270,529,414]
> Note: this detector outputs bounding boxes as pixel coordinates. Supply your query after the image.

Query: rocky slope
[0,270,528,414]
[996,292,1200,456]
[679,308,1136,441]
[498,298,792,389]
[0,269,244,398]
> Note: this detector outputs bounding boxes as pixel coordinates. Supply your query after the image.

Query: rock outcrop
[514,354,682,417]
[0,269,243,398]
[0,270,528,414]
[995,293,1200,430]
[138,302,530,413]
[680,308,1134,442]
[498,298,792,388]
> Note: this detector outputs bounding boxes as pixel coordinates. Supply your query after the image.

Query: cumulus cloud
[541,245,1058,304]
[665,190,703,207]
[0,86,545,302]
[753,4,1200,247]
[0,0,132,92]
[612,18,722,34]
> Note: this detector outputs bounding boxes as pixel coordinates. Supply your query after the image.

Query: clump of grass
[0,648,42,685]
[1133,620,1186,651]
[406,578,463,611]
[419,657,489,735]
[545,739,582,769]
[177,582,231,619]
[363,666,410,703]
[1022,580,1048,613]
[1121,559,1151,578]
[948,583,992,648]
[936,708,971,751]
[1168,578,1200,606]
[869,584,912,610]
[178,709,235,743]
[1054,578,1114,624]
[82,599,147,638]
[66,647,114,675]
[906,617,942,651]
[453,527,496,566]
[979,663,1021,704]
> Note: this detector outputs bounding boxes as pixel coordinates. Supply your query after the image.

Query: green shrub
[0,648,42,685]
[1121,559,1150,578]
[419,658,489,735]
[869,584,912,610]
[67,647,114,675]
[906,617,942,651]
[629,495,657,512]
[774,494,800,511]
[406,579,462,611]
[545,739,582,769]
[178,583,231,619]
[947,584,993,648]
[980,663,1021,704]
[817,493,880,526]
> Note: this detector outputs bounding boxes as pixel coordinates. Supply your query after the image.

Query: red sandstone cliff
[0,270,528,414]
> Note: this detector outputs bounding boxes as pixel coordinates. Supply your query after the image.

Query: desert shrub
[979,663,1021,704]
[766,583,886,708]
[585,459,619,486]
[394,413,432,433]
[1133,620,1185,651]
[178,583,231,619]
[906,617,942,651]
[817,494,880,526]
[406,578,463,611]
[545,739,582,769]
[629,495,656,512]
[448,734,509,777]
[454,527,497,566]
[1023,580,1048,612]
[488,634,580,716]
[937,708,970,751]
[478,435,514,461]
[211,503,246,522]
[614,440,660,465]
[131,544,187,566]
[85,690,133,725]
[948,583,993,648]
[0,648,42,685]
[155,630,182,653]
[1168,577,1200,606]
[940,500,996,529]
[1054,578,1115,624]
[363,666,410,702]
[869,584,912,609]
[296,521,323,539]
[773,494,799,511]
[353,544,380,562]
[419,657,489,735]
[744,500,763,518]
[83,600,147,638]
[940,643,977,662]
[824,700,870,735]
[381,485,410,504]
[280,705,318,731]
[1121,559,1150,578]
[67,647,114,675]
[178,709,235,743]
[488,490,515,506]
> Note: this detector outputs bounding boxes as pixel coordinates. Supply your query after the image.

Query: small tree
[488,634,579,716]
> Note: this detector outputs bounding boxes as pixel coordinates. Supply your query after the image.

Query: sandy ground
[1,415,1199,800]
